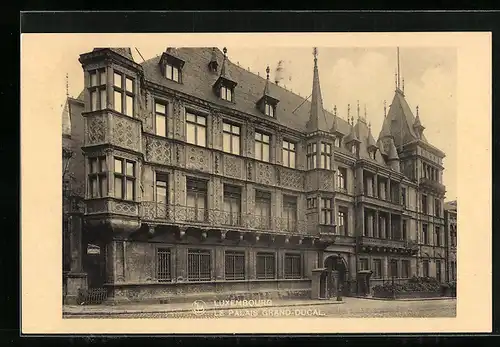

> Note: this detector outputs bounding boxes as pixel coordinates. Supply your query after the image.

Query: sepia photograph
[21,32,490,334]
[61,43,457,318]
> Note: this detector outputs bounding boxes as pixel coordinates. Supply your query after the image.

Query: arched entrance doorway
[324,255,348,297]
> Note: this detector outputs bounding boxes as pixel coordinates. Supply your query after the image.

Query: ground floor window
[359,258,369,271]
[372,259,382,279]
[389,259,399,278]
[256,252,276,279]
[188,249,211,281]
[156,248,171,282]
[225,251,245,280]
[422,259,429,277]
[284,253,302,279]
[402,260,410,278]
[436,260,442,282]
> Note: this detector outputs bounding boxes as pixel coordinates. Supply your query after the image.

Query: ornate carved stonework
[214,153,221,174]
[113,149,139,162]
[212,179,222,211]
[256,162,274,185]
[112,116,139,151]
[224,155,242,179]
[186,146,210,172]
[86,199,108,214]
[146,137,171,164]
[87,115,106,145]
[247,161,253,180]
[305,174,315,191]
[174,143,185,167]
[211,112,222,149]
[173,98,184,139]
[174,171,186,206]
[246,121,255,158]
[275,131,283,165]
[109,200,139,215]
[321,171,335,191]
[279,167,304,190]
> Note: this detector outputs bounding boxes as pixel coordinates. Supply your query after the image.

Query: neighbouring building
[444,200,457,282]
[62,46,450,303]
[62,90,87,303]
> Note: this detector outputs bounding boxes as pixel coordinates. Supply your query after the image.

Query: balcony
[419,178,446,195]
[357,236,418,255]
[140,202,307,234]
[357,195,404,211]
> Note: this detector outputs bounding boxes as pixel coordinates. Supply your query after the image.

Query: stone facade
[67,47,454,303]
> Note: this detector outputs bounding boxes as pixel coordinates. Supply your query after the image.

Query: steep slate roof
[378,89,428,146]
[141,47,353,135]
[93,48,134,61]
[62,99,71,137]
[354,118,386,165]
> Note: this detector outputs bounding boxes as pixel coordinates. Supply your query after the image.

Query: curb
[63,300,345,316]
[353,296,456,302]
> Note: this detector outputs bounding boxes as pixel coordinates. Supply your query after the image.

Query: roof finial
[334,104,337,118]
[223,47,227,56]
[397,47,401,89]
[368,121,372,130]
[416,105,419,117]
[347,103,351,122]
[402,77,405,94]
[357,100,360,120]
[364,104,367,120]
[313,47,318,66]
[383,100,387,118]
[266,65,270,80]
[65,72,69,98]
[395,70,398,90]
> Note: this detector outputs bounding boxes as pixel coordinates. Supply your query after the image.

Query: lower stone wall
[373,291,442,299]
[107,279,312,304]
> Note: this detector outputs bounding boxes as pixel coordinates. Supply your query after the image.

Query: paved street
[65,297,456,319]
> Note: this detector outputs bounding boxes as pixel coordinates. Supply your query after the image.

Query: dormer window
[265,103,275,117]
[369,150,376,160]
[220,85,233,102]
[165,63,180,82]
[257,66,279,117]
[159,50,185,84]
[213,47,238,103]
[351,144,358,155]
[334,137,341,148]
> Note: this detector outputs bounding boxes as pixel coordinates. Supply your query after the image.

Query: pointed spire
[62,73,71,138]
[367,124,378,149]
[330,104,342,135]
[263,65,271,96]
[306,47,329,133]
[397,47,401,89]
[65,73,69,98]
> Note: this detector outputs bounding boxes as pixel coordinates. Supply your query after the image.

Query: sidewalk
[63,298,345,316]
[353,295,456,302]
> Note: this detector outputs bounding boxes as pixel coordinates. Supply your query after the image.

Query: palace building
[62,46,450,303]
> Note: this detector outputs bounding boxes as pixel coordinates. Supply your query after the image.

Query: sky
[33,40,457,201]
